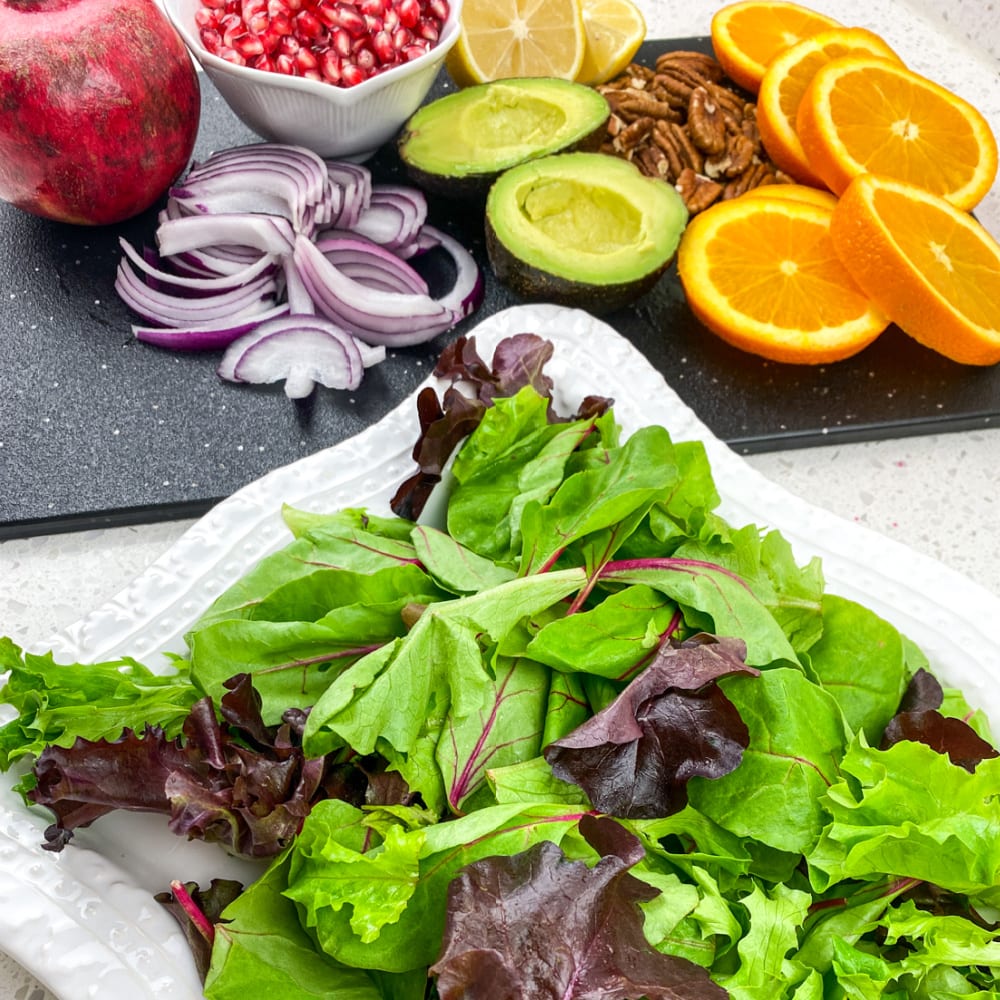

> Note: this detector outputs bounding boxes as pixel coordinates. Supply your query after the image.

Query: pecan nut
[675,167,723,213]
[687,86,727,155]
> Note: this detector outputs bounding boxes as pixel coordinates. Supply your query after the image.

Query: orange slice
[757,27,903,187]
[830,174,1000,366]
[676,195,890,364]
[796,55,999,211]
[446,0,586,87]
[739,183,839,209]
[709,0,840,95]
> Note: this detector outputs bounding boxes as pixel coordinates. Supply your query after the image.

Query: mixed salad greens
[2,332,999,999]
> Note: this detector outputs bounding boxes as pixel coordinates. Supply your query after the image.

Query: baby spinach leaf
[599,559,798,668]
[430,814,728,999]
[518,424,678,575]
[188,564,444,723]
[525,584,681,680]
[244,563,443,625]
[544,635,757,819]
[189,618,387,726]
[688,667,850,854]
[447,389,596,565]
[487,755,589,807]
[409,524,516,594]
[805,594,909,741]
[192,509,422,632]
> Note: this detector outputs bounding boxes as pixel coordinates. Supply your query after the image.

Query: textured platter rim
[2,303,999,1000]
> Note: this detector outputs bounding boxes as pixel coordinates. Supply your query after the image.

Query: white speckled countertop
[1,0,999,996]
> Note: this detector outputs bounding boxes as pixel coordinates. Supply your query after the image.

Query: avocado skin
[485,214,674,315]
[397,79,611,201]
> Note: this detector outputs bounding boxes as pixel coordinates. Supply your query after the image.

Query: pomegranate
[196,0,450,88]
[0,0,201,225]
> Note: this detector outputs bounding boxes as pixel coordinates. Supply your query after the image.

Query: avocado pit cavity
[486,152,689,314]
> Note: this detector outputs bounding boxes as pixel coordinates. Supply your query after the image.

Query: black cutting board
[1,37,998,540]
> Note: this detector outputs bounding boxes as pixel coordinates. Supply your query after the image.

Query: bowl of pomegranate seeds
[163,0,461,160]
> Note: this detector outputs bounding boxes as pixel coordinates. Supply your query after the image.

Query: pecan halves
[596,47,787,214]
[705,132,755,180]
[675,167,723,213]
[687,87,728,155]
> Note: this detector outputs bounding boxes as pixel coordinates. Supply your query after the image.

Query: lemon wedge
[576,0,646,85]
[445,0,586,86]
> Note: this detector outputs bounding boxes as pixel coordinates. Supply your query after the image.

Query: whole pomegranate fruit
[0,0,201,225]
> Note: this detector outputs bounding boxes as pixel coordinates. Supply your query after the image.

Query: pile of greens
[2,334,999,1000]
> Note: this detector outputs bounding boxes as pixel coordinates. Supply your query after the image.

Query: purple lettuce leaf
[881,710,998,772]
[28,674,403,858]
[543,634,758,819]
[881,667,998,771]
[430,813,726,1000]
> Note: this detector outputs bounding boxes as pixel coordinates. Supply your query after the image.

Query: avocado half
[485,152,689,315]
[398,78,610,199]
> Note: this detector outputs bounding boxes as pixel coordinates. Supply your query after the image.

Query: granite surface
[1,0,999,996]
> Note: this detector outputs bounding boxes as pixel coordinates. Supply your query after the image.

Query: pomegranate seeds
[197,0,450,85]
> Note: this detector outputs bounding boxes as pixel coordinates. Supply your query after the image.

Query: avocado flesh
[486,152,688,312]
[399,79,609,196]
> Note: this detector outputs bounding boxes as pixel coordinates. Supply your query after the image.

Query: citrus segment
[676,196,889,364]
[796,56,999,211]
[709,0,841,94]
[575,0,647,86]
[445,0,586,87]
[830,174,1000,366]
[740,183,839,209]
[757,28,903,187]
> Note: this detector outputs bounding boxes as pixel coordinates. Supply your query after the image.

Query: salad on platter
[2,320,1000,1000]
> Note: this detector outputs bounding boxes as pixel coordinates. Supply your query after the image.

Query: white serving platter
[3,303,998,999]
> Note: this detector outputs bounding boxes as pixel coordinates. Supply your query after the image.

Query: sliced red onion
[186,144,329,205]
[314,236,429,296]
[419,224,486,319]
[165,247,270,279]
[133,303,292,351]
[293,235,454,345]
[282,257,315,315]
[325,161,372,229]
[170,147,331,237]
[119,238,277,294]
[352,185,428,251]
[115,259,278,327]
[116,142,483,396]
[218,313,379,398]
[157,213,297,257]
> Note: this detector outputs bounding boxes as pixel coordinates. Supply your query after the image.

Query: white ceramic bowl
[161,0,461,161]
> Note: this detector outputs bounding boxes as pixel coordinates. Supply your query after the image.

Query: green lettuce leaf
[0,639,197,768]
[808,738,1000,898]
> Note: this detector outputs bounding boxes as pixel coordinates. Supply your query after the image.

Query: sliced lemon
[446,0,586,87]
[575,0,647,85]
